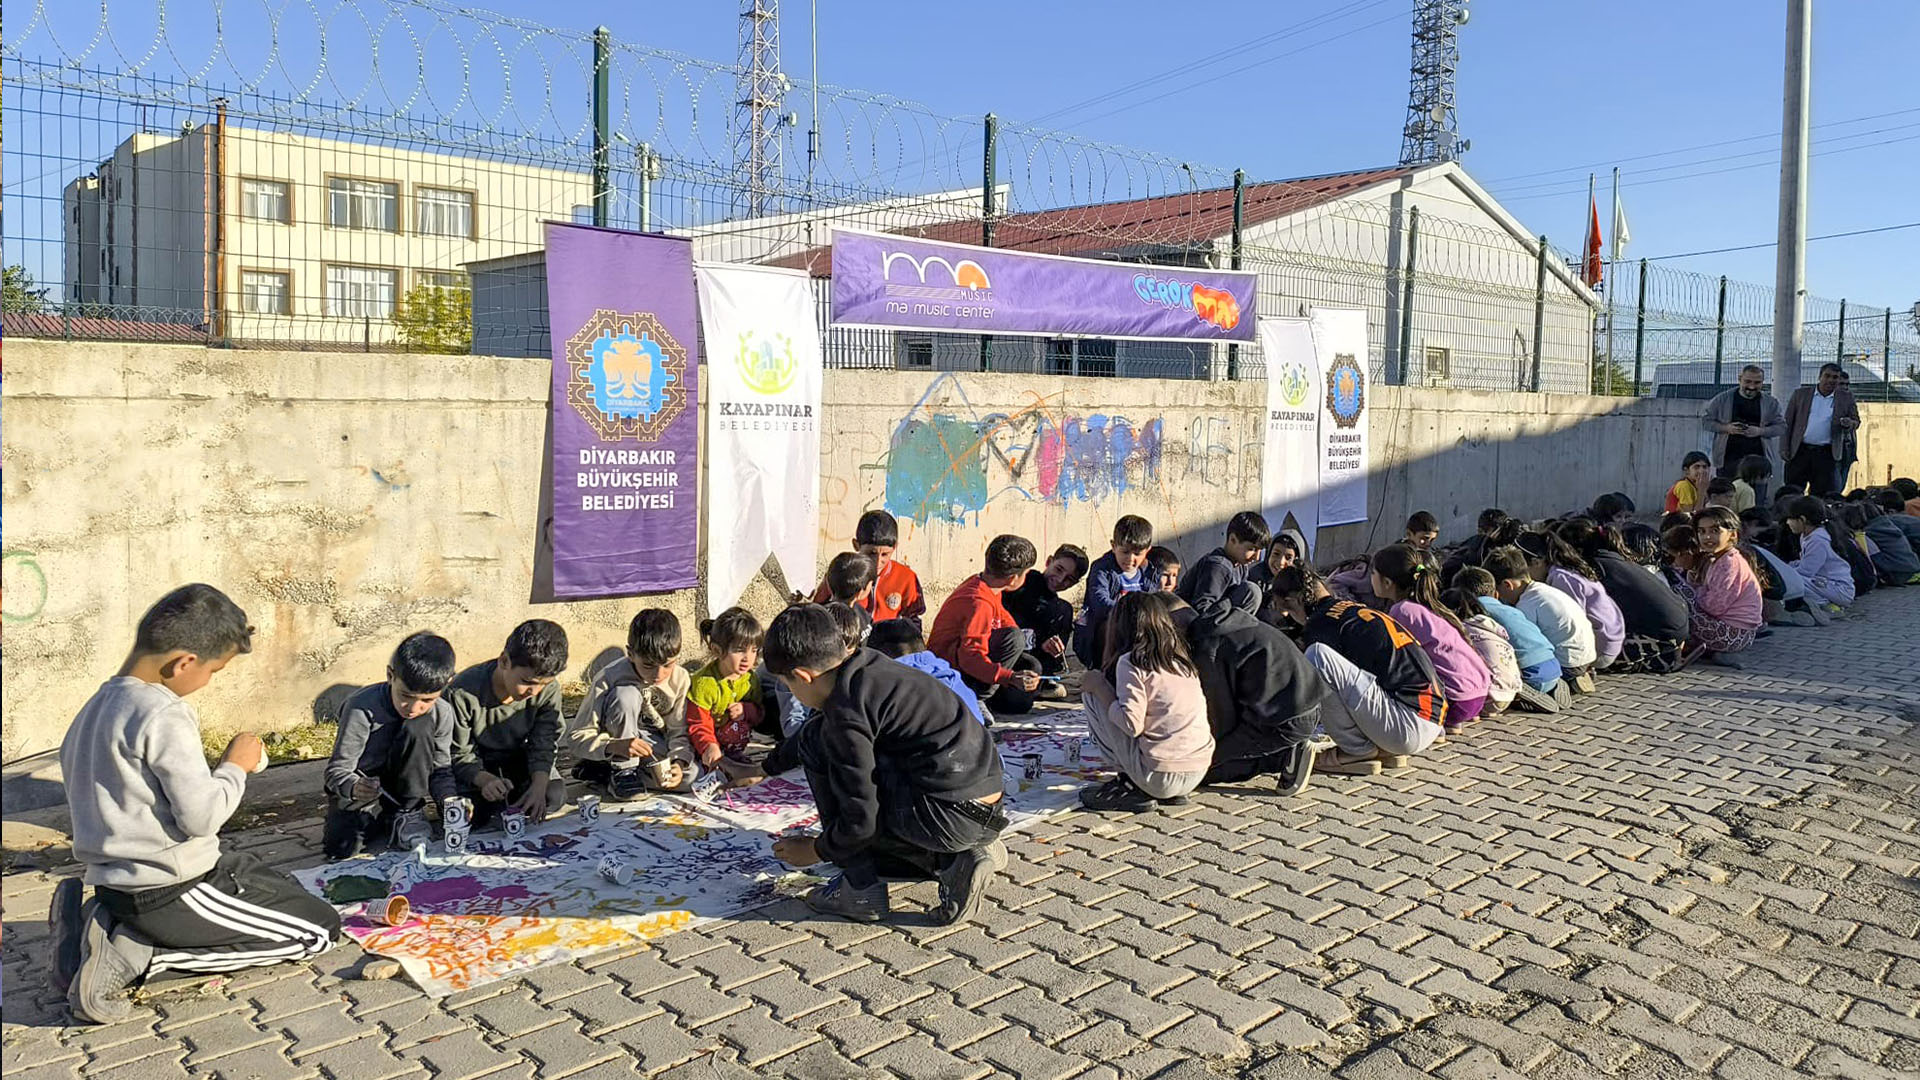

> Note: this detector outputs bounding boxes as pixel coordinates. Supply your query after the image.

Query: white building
[766,162,1601,390]
[62,125,591,347]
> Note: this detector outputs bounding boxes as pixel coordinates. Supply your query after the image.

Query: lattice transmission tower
[732,0,791,218]
[1398,0,1469,167]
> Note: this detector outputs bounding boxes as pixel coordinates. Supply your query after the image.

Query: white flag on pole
[1611,192,1631,260]
[695,262,823,612]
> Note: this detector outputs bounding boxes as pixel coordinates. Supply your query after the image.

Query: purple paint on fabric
[545,223,701,598]
[830,230,1256,342]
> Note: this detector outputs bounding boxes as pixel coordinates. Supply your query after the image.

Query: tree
[391,283,471,354]
[1590,352,1636,396]
[3,265,47,315]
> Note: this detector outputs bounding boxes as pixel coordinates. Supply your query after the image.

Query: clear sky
[8,0,1916,310]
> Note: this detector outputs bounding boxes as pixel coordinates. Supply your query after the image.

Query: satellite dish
[1430,104,1447,124]
[1454,7,1470,25]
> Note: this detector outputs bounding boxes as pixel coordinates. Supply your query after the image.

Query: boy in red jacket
[927,535,1043,716]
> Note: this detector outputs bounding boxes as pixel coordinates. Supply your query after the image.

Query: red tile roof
[767,165,1413,276]
[3,311,208,343]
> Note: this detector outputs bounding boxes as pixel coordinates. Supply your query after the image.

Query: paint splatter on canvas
[297,712,1102,996]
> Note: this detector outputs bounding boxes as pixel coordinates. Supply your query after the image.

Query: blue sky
[8,0,1916,309]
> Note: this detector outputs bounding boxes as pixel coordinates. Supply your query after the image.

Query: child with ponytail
[1515,531,1626,671]
[1439,586,1520,715]
[1685,506,1764,665]
[1782,496,1855,610]
[1370,544,1492,732]
[687,607,777,766]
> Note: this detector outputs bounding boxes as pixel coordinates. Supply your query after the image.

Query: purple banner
[546,223,699,598]
[830,229,1256,342]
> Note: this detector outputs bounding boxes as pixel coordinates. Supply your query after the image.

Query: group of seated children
[54,479,1920,1022]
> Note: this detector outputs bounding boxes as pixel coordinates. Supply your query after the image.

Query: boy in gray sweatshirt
[448,619,571,827]
[51,585,342,1024]
[322,632,460,859]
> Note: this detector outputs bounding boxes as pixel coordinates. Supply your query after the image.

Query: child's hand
[622,738,656,761]
[222,733,267,775]
[515,777,551,821]
[660,762,686,788]
[1041,636,1065,658]
[725,702,745,721]
[476,772,513,803]
[699,744,725,767]
[717,756,766,788]
[771,835,820,867]
[1014,671,1042,693]
[351,776,383,802]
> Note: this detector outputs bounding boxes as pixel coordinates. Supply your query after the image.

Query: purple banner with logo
[546,223,700,598]
[829,229,1256,342]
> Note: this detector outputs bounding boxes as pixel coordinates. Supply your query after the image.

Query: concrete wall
[5,339,1917,756]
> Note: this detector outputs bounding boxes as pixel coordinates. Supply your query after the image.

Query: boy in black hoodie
[1188,582,1342,794]
[720,605,1008,926]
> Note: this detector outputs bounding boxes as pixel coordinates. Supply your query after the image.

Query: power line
[1635,220,1920,261]
[1491,121,1920,197]
[1494,132,1920,203]
[1019,0,1400,130]
[1482,105,1920,185]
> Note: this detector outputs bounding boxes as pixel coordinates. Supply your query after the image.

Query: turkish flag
[1582,196,1604,289]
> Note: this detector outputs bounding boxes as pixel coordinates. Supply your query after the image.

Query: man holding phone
[1700,365,1786,480]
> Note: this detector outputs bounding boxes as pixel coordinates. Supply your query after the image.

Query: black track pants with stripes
[95,851,341,976]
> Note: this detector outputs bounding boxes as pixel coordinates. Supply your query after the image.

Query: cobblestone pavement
[5,588,1918,1080]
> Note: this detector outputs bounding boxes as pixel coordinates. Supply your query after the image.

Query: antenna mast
[1399,0,1468,167]
[733,0,787,218]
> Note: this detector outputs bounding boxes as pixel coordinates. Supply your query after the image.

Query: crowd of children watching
[51,476,1920,1022]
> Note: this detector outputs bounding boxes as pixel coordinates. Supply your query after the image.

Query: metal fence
[4,0,1912,401]
[1598,259,1919,403]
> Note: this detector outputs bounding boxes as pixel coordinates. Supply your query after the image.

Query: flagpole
[1590,172,1599,391]
[1606,167,1619,377]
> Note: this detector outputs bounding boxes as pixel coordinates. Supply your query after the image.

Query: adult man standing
[1700,365,1785,479]
[1781,362,1860,497]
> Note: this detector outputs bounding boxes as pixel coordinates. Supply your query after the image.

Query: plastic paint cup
[1022,753,1044,780]
[1065,737,1083,765]
[597,855,633,886]
[375,894,410,926]
[443,826,468,855]
[442,797,472,832]
[501,808,526,840]
[648,760,674,786]
[577,795,601,823]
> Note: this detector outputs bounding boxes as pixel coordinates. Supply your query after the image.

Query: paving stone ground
[5,588,1918,1079]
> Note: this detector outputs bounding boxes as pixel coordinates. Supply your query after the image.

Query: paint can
[374,894,411,926]
[597,855,633,886]
[500,807,526,841]
[648,759,674,787]
[442,797,472,832]
[577,795,601,823]
[1065,737,1083,765]
[1022,753,1044,780]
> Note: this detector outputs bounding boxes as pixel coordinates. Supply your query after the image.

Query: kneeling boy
[449,619,571,828]
[322,632,460,859]
[53,585,340,1024]
[724,605,1008,926]
[567,609,694,796]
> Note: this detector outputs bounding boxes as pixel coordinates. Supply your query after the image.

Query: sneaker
[1274,740,1318,798]
[607,766,649,801]
[803,875,889,923]
[1807,605,1833,626]
[1551,680,1574,708]
[69,901,151,1025]
[1314,747,1385,776]
[1156,794,1190,807]
[1570,671,1596,694]
[49,876,84,996]
[933,840,1007,925]
[1077,777,1155,813]
[1510,684,1562,714]
[391,809,432,850]
[1036,681,1069,702]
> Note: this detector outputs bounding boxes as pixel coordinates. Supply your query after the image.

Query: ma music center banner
[695,262,824,612]
[830,229,1256,342]
[545,223,700,598]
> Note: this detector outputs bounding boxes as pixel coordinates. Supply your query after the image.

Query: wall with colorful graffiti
[821,371,1265,596]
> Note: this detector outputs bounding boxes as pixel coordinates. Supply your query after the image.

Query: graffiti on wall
[873,374,1178,525]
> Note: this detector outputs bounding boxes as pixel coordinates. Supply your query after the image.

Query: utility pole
[1771,0,1812,397]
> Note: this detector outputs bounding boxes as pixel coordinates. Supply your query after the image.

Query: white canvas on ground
[696,263,823,611]
[1258,317,1322,557]
[1313,308,1370,527]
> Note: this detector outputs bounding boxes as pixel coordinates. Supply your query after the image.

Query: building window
[325,264,398,318]
[240,178,291,223]
[240,270,291,315]
[415,187,475,238]
[327,177,399,231]
[900,337,934,369]
[416,269,469,292]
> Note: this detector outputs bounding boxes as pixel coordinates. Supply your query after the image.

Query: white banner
[1258,318,1322,557]
[1313,308,1370,527]
[695,263,823,611]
